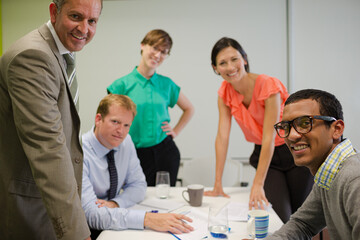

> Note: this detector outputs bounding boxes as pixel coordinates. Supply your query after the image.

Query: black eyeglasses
[274,115,337,138]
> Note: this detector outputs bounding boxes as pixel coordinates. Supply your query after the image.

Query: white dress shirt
[81,127,147,230]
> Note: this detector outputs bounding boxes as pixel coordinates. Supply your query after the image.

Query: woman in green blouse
[107,29,194,186]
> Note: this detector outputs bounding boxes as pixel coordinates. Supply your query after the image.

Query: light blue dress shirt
[81,128,147,230]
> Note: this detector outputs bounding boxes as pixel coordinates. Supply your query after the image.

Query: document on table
[129,197,184,213]
[221,201,273,222]
[222,201,249,222]
[174,208,209,240]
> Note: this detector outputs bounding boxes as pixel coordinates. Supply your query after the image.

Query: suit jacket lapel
[38,24,67,77]
[37,24,80,120]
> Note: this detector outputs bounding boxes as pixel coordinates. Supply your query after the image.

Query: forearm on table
[85,203,145,230]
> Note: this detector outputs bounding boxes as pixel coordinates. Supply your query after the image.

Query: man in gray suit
[0,0,102,239]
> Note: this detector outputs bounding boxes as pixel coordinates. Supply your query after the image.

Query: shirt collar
[314,138,356,190]
[46,20,71,56]
[88,126,118,159]
[133,66,158,86]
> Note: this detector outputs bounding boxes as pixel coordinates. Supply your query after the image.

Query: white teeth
[293,145,308,151]
[72,34,85,40]
[228,72,237,77]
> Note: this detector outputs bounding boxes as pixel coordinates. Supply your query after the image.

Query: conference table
[97,187,283,239]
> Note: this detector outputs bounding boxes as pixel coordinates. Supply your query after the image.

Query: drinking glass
[208,206,229,238]
[155,171,170,199]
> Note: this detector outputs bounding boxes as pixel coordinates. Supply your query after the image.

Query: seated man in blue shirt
[81,94,193,240]
[261,89,360,239]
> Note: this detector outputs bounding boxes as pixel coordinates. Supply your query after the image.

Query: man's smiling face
[50,0,101,52]
[282,99,335,175]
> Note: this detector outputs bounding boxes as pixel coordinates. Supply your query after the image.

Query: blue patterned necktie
[106,150,118,199]
[63,53,79,111]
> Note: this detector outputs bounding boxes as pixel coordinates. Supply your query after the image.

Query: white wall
[290,0,360,149]
[2,0,360,187]
[74,0,287,187]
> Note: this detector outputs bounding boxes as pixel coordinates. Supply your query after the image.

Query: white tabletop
[97,187,283,239]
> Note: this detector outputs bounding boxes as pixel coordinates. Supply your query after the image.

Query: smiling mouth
[72,33,86,40]
[292,144,309,151]
[227,71,237,77]
[151,57,159,64]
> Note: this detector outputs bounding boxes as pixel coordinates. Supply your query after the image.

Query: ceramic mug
[182,184,204,207]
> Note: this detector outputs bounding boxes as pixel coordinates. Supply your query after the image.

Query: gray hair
[53,0,103,13]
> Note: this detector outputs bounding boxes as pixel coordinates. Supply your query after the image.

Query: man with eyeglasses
[264,89,360,239]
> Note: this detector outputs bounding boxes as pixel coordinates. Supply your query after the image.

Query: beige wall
[0,0,2,55]
[2,0,50,51]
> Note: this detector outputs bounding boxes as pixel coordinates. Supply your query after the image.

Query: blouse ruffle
[218,74,288,145]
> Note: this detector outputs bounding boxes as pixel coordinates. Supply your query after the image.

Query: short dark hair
[53,0,103,13]
[211,37,249,72]
[285,89,343,127]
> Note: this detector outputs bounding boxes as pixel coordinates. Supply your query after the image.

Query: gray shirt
[266,154,360,239]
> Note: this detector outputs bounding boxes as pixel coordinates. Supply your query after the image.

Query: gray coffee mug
[182,184,204,207]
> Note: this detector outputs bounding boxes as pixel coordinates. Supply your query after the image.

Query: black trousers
[136,136,180,186]
[90,229,102,240]
[250,144,314,223]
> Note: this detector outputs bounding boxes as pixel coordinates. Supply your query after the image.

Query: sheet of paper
[222,201,273,222]
[134,197,184,212]
[128,203,168,213]
[174,208,209,240]
[223,201,249,222]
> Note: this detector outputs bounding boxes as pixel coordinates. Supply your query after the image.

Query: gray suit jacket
[0,24,90,240]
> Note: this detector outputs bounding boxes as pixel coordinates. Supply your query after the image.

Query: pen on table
[168,231,182,240]
[150,210,158,213]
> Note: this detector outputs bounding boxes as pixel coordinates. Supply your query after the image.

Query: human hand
[204,185,230,198]
[144,212,194,234]
[96,199,119,208]
[161,121,177,138]
[249,183,269,210]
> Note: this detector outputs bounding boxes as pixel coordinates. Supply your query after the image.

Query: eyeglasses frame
[150,45,169,58]
[274,115,337,138]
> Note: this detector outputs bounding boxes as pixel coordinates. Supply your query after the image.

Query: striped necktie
[106,150,118,200]
[63,53,79,111]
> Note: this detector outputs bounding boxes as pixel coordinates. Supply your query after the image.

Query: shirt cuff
[126,210,146,230]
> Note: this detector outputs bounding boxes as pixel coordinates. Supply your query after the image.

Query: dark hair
[141,29,173,55]
[53,0,103,13]
[211,37,249,72]
[285,89,343,127]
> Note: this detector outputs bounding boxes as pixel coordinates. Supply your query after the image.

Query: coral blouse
[218,74,288,146]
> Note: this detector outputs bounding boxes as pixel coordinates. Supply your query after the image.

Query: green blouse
[107,67,180,148]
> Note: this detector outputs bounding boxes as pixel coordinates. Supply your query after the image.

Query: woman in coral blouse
[204,37,313,223]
